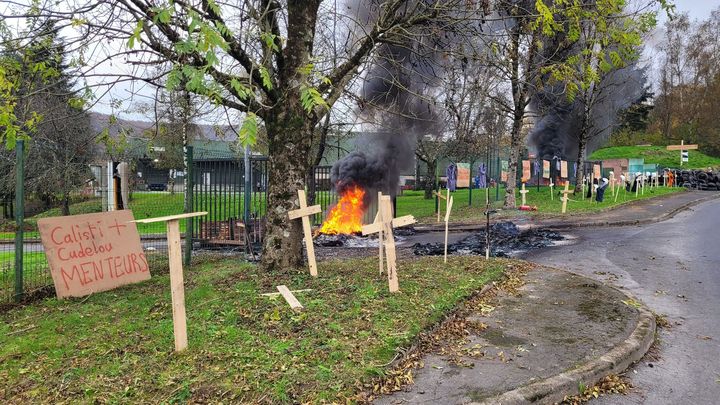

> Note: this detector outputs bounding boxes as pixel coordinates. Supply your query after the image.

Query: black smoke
[528,61,647,160]
[330,1,472,201]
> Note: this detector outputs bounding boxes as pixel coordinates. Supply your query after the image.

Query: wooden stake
[166,219,188,352]
[132,211,208,352]
[561,182,571,214]
[276,285,303,311]
[444,196,454,263]
[519,183,528,206]
[288,190,320,277]
[380,197,399,292]
[434,189,447,223]
[377,192,383,276]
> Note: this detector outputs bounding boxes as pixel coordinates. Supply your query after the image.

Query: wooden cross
[609,172,616,196]
[561,182,572,214]
[519,183,529,206]
[434,189,449,222]
[666,140,698,166]
[288,189,322,277]
[132,211,208,352]
[362,195,415,292]
[635,174,640,197]
[581,177,586,200]
[663,171,668,187]
[443,195,454,263]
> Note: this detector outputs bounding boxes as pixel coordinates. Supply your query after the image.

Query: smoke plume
[330,1,470,202]
[528,58,647,160]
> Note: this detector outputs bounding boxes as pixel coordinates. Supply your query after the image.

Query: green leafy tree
[536,0,662,191]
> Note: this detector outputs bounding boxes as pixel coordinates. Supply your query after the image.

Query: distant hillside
[590,146,720,169]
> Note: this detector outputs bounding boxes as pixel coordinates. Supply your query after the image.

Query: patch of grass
[590,145,720,169]
[415,185,684,223]
[0,255,507,403]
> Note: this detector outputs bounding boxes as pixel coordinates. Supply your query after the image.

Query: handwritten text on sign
[38,210,150,298]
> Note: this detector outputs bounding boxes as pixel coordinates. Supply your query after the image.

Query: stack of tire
[670,169,720,190]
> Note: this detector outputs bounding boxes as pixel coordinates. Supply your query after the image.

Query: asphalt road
[523,198,720,404]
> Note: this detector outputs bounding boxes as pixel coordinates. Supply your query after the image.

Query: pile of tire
[670,169,720,190]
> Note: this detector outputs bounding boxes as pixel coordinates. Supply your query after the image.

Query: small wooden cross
[663,171,668,187]
[362,195,415,292]
[288,190,322,277]
[549,181,555,201]
[443,195,454,263]
[581,177,586,200]
[519,183,529,206]
[132,211,208,352]
[609,172,616,196]
[434,189,449,222]
[561,182,572,214]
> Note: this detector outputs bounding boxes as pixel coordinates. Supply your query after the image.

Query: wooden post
[444,196,454,263]
[519,183,528,206]
[561,182,571,214]
[132,211,208,352]
[288,190,322,277]
[434,190,447,223]
[380,197,398,292]
[377,191,383,276]
[362,198,415,293]
[549,181,555,201]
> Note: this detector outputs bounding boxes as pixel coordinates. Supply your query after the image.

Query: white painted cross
[519,183,529,206]
[561,182,572,214]
[362,195,415,293]
[288,189,322,277]
[132,211,208,352]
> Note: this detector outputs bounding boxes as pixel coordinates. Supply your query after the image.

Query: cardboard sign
[522,160,531,182]
[38,210,150,298]
[561,161,568,178]
[542,160,550,179]
[456,163,470,188]
[593,164,601,179]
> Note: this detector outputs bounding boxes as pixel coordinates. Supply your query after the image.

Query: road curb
[471,281,657,405]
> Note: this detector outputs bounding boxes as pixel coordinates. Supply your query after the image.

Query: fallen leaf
[697,335,712,340]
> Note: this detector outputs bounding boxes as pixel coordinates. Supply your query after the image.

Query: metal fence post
[184,146,193,266]
[243,145,251,254]
[14,140,24,302]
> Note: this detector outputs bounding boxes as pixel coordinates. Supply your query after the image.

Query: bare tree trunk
[61,193,70,216]
[504,115,523,208]
[424,159,436,199]
[261,107,314,272]
[574,113,591,195]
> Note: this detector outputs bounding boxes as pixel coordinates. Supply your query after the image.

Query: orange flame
[320,184,366,234]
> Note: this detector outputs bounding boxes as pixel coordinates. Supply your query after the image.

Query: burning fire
[320,184,366,234]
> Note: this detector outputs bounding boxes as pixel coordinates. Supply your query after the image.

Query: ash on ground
[314,227,414,248]
[412,222,563,258]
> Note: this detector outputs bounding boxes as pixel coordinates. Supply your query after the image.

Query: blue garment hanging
[446,163,458,191]
[477,163,487,188]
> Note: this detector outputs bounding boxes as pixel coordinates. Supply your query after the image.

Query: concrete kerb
[471,280,657,405]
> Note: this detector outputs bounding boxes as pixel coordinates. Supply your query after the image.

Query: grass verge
[590,145,720,169]
[0,255,507,403]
